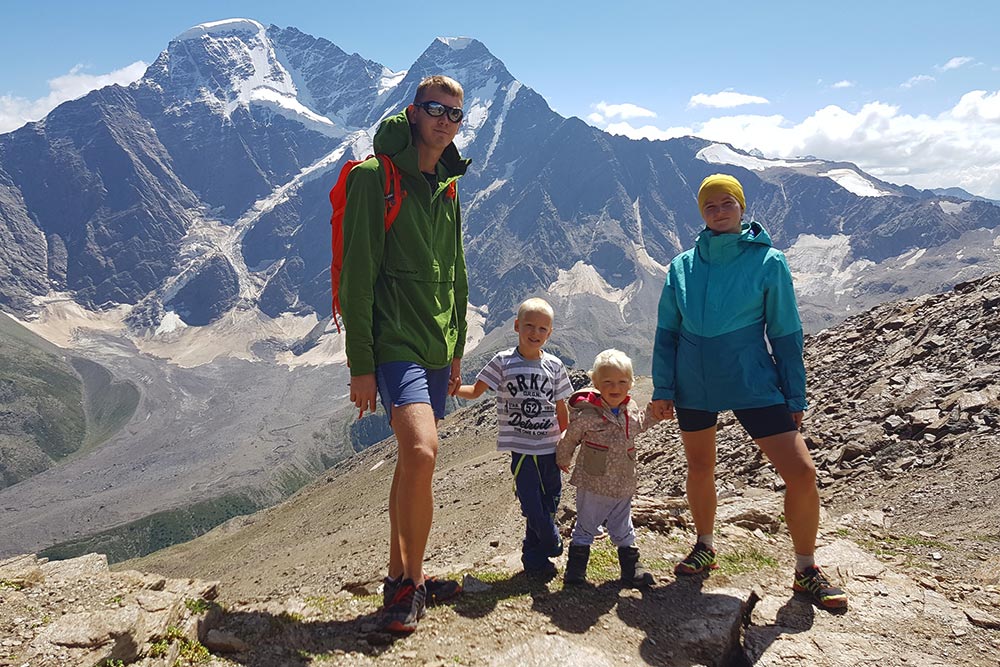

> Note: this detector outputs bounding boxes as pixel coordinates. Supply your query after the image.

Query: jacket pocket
[580,441,609,476]
[625,446,637,480]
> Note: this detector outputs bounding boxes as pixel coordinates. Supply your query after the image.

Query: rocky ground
[3,273,1000,666]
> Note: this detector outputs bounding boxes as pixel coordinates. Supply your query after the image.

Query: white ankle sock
[697,534,714,551]
[795,553,815,572]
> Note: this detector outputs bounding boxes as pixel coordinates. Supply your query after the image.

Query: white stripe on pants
[571,488,636,547]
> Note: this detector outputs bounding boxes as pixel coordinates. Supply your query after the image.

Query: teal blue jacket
[652,221,808,412]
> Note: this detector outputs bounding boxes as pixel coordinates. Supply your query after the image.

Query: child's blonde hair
[517,297,554,322]
[589,348,634,384]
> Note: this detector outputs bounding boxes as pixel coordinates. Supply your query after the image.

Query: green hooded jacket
[339,110,471,376]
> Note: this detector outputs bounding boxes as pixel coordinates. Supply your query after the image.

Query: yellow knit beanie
[698,174,746,211]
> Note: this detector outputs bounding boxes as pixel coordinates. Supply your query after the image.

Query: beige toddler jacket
[556,388,656,499]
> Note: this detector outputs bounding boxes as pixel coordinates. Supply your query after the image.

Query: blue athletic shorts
[375,361,450,421]
[676,404,797,439]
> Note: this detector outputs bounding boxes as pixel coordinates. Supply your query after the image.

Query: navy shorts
[676,404,797,439]
[376,361,450,421]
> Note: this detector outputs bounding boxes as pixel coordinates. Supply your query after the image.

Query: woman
[651,174,847,610]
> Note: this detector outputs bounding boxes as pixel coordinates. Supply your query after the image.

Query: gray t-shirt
[477,347,572,455]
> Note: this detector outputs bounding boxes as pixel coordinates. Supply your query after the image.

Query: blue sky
[2,1,999,197]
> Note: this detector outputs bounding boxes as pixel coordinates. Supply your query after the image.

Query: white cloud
[952,89,1000,121]
[0,61,147,133]
[587,101,657,125]
[591,90,1000,199]
[688,91,769,109]
[832,80,855,89]
[901,74,935,89]
[938,56,974,71]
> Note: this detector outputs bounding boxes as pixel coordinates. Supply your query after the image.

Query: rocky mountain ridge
[1,272,988,665]
[1,20,998,354]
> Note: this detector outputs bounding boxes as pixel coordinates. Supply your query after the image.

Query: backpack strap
[375,154,405,229]
[329,154,406,334]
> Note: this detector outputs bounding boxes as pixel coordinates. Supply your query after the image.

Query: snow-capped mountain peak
[175,18,265,41]
[159,18,297,118]
[436,36,474,50]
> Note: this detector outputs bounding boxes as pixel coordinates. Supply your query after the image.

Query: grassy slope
[0,313,86,485]
[0,312,139,487]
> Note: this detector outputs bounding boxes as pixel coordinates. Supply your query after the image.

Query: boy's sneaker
[379,579,426,633]
[674,542,719,576]
[382,575,462,609]
[547,535,564,558]
[793,566,848,609]
[522,561,558,580]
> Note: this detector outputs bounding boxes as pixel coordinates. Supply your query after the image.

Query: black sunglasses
[414,100,464,123]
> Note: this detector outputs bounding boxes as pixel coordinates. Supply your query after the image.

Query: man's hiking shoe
[379,579,426,633]
[674,542,718,576]
[793,566,848,609]
[382,575,461,609]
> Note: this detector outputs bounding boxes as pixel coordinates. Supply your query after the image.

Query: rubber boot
[564,544,590,585]
[618,545,655,587]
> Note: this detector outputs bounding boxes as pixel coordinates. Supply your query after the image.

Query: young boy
[556,349,658,587]
[457,297,573,577]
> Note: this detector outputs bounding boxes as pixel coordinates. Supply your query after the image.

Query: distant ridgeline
[0,19,997,371]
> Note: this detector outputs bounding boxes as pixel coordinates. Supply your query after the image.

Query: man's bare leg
[387,402,438,586]
[387,461,403,580]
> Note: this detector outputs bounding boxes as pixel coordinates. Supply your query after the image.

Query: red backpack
[329,154,405,332]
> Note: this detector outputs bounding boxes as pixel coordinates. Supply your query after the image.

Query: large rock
[1,553,219,667]
[744,541,972,666]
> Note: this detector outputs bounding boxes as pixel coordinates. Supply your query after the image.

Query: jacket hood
[372,110,470,179]
[568,388,631,419]
[695,220,772,264]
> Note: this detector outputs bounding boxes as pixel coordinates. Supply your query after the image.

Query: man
[340,75,470,633]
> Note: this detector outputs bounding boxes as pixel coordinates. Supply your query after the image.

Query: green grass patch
[305,595,332,615]
[0,313,140,490]
[95,660,125,667]
[176,637,210,665]
[184,598,211,614]
[39,492,261,564]
[717,547,778,575]
[0,314,86,477]
[890,535,950,550]
[450,569,538,613]
[148,637,170,658]
[645,556,672,572]
[354,593,381,608]
[857,533,953,558]
[463,569,508,584]
[149,626,210,666]
[586,542,620,580]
